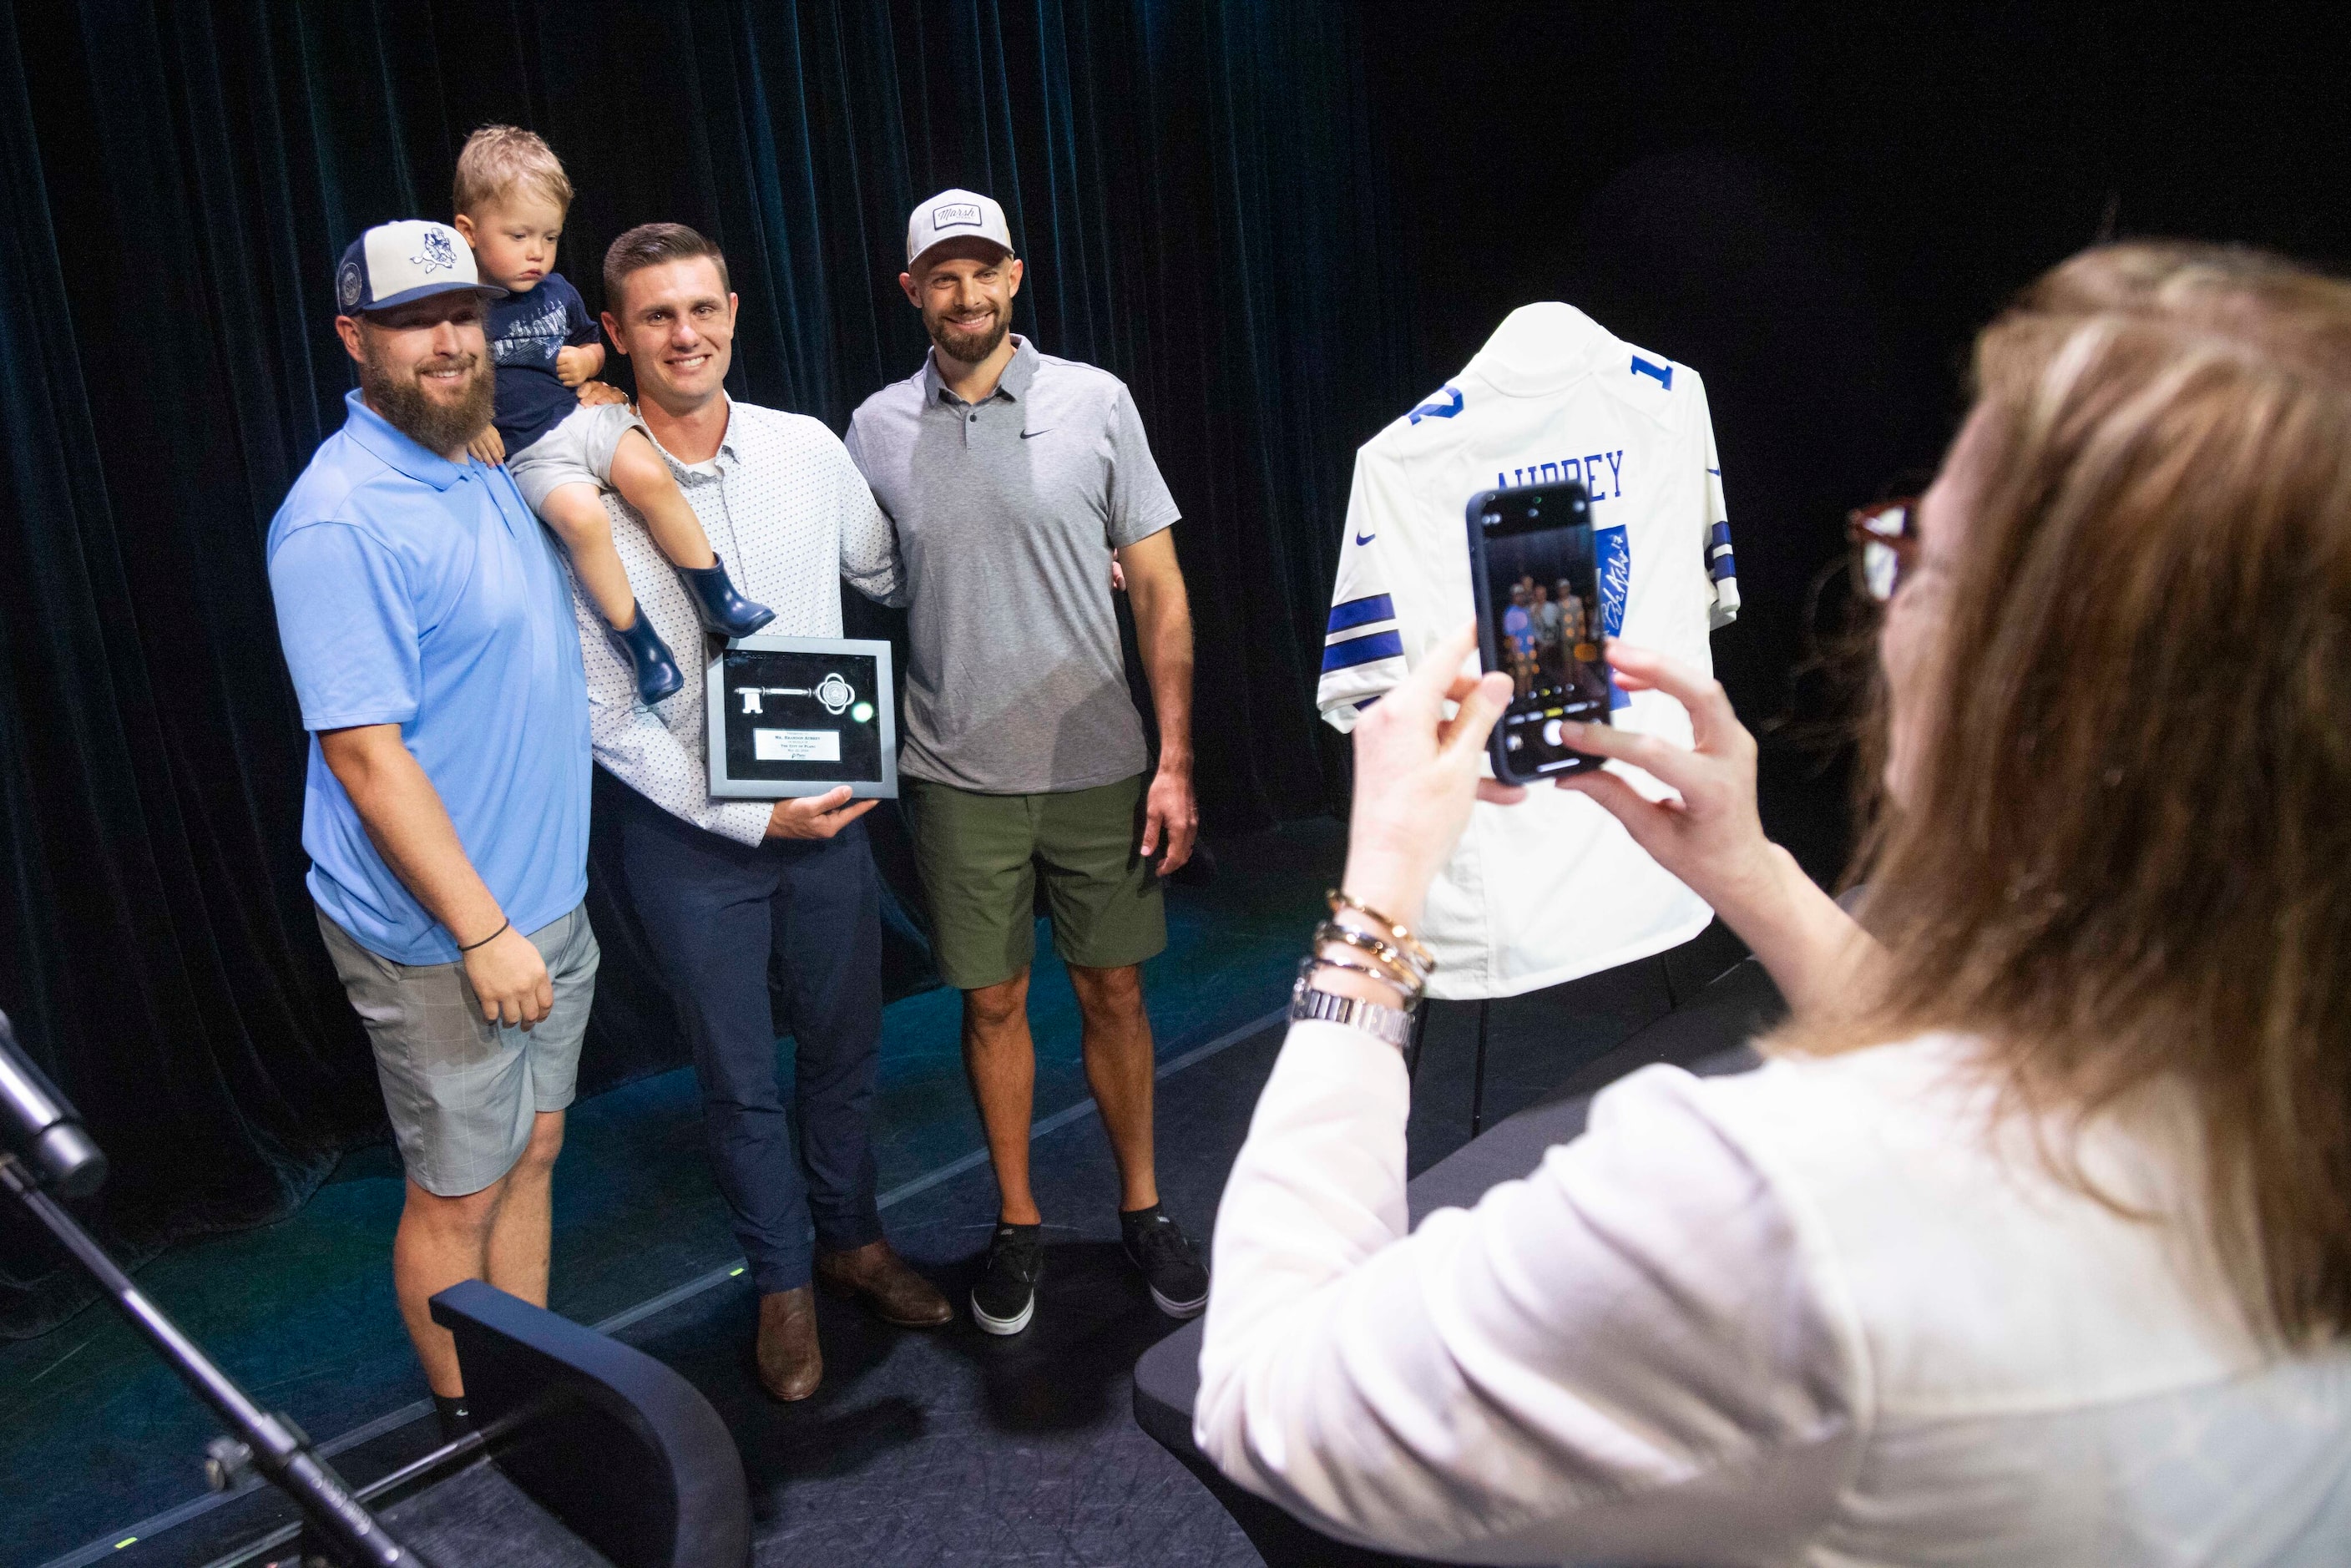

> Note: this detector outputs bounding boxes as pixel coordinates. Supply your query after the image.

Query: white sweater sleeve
[1195,1024,1861,1565]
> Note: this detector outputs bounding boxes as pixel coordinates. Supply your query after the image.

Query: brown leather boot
[755,1287,822,1402]
[815,1238,953,1328]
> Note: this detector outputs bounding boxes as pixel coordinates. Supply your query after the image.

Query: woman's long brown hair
[1792,244,2351,1345]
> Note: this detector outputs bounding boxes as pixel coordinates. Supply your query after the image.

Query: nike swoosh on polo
[1354,532,1376,545]
[1019,428,1051,439]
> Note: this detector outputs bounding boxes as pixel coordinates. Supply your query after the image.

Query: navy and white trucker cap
[905,189,1014,270]
[334,220,506,316]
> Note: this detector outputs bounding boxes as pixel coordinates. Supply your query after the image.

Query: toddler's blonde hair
[453,124,574,218]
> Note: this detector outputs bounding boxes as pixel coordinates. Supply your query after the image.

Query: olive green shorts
[902,773,1167,991]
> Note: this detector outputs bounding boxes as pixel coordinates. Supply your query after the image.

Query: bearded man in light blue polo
[265,220,595,1439]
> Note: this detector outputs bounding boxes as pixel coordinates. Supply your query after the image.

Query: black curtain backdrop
[1358,3,2351,881]
[0,0,1397,1336]
[14,0,2348,1341]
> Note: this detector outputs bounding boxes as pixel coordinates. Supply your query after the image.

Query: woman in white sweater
[1195,243,2351,1565]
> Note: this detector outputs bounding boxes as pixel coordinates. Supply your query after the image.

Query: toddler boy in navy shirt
[453,124,771,702]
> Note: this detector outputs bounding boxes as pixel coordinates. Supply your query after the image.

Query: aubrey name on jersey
[1319,309,1737,726]
[1313,301,1740,998]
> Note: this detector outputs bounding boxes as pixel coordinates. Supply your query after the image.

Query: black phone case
[1465,484,1610,785]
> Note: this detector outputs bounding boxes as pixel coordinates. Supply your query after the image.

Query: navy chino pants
[619,788,887,1296]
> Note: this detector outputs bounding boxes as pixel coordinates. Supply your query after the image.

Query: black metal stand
[1,1152,434,1567]
[1405,1001,1494,1139]
[1469,999,1492,1136]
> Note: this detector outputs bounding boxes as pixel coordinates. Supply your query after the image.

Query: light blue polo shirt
[267,390,590,964]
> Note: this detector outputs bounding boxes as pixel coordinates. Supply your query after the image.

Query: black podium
[1131,958,1783,1567]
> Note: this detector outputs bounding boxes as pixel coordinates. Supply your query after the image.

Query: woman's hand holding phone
[1557,642,1872,1016]
[1550,642,1781,913]
[1345,631,1868,1017]
[1344,631,1776,928]
[1339,623,1521,930]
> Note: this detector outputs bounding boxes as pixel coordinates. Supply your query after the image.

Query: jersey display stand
[1316,301,1743,1002]
[1403,1004,1495,1136]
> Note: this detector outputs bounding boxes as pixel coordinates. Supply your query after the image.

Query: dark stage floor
[4,817,1744,1567]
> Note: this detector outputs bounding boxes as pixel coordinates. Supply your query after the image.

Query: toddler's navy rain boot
[679,554,775,638]
[607,611,685,705]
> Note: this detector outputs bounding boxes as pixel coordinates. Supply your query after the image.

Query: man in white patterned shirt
[573,223,949,1402]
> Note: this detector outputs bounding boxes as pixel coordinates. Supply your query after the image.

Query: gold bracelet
[1312,920,1427,998]
[1326,890,1436,977]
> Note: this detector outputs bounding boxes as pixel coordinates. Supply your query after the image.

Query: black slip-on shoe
[1120,1204,1209,1318]
[971,1222,1043,1336]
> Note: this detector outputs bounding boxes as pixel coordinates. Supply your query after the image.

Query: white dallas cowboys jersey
[1318,303,1740,999]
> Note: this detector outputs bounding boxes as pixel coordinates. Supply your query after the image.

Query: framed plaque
[705,635,897,799]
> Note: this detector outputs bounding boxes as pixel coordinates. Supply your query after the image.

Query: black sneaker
[1120,1205,1209,1318]
[431,1393,473,1445]
[971,1222,1043,1336]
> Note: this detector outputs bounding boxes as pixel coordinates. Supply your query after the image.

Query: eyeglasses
[1848,498,1920,604]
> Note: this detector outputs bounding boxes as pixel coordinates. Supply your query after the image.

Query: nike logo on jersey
[1019,428,1051,438]
[1497,449,1625,500]
[1354,532,1376,545]
[1408,386,1464,424]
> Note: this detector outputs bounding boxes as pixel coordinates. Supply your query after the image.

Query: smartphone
[1466,480,1615,783]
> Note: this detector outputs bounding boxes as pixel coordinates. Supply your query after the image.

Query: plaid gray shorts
[316,903,599,1196]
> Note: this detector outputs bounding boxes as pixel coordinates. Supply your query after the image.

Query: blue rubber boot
[678,554,775,638]
[606,610,685,705]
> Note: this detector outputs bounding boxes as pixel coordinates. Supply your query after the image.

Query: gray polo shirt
[845,336,1180,794]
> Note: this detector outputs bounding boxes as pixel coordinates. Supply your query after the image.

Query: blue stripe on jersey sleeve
[1707,520,1737,581]
[1321,630,1405,673]
[1326,594,1396,634]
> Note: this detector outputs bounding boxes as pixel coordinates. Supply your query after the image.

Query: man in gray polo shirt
[846,189,1207,1337]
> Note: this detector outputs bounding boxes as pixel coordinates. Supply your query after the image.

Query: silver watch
[1289,972,1414,1049]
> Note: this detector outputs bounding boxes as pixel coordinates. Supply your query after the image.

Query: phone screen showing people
[1467,481,1613,781]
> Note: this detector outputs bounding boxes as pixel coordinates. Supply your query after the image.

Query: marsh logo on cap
[905,188,1013,267]
[337,258,364,311]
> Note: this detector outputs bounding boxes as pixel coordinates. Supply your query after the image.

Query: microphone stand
[1,1016,433,1566]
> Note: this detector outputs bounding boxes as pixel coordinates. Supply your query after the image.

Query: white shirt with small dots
[570,397,902,846]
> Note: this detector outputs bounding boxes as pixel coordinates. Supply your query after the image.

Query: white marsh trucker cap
[905,189,1014,270]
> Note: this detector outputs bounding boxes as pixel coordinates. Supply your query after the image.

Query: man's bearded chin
[358,341,493,455]
[925,302,1008,366]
